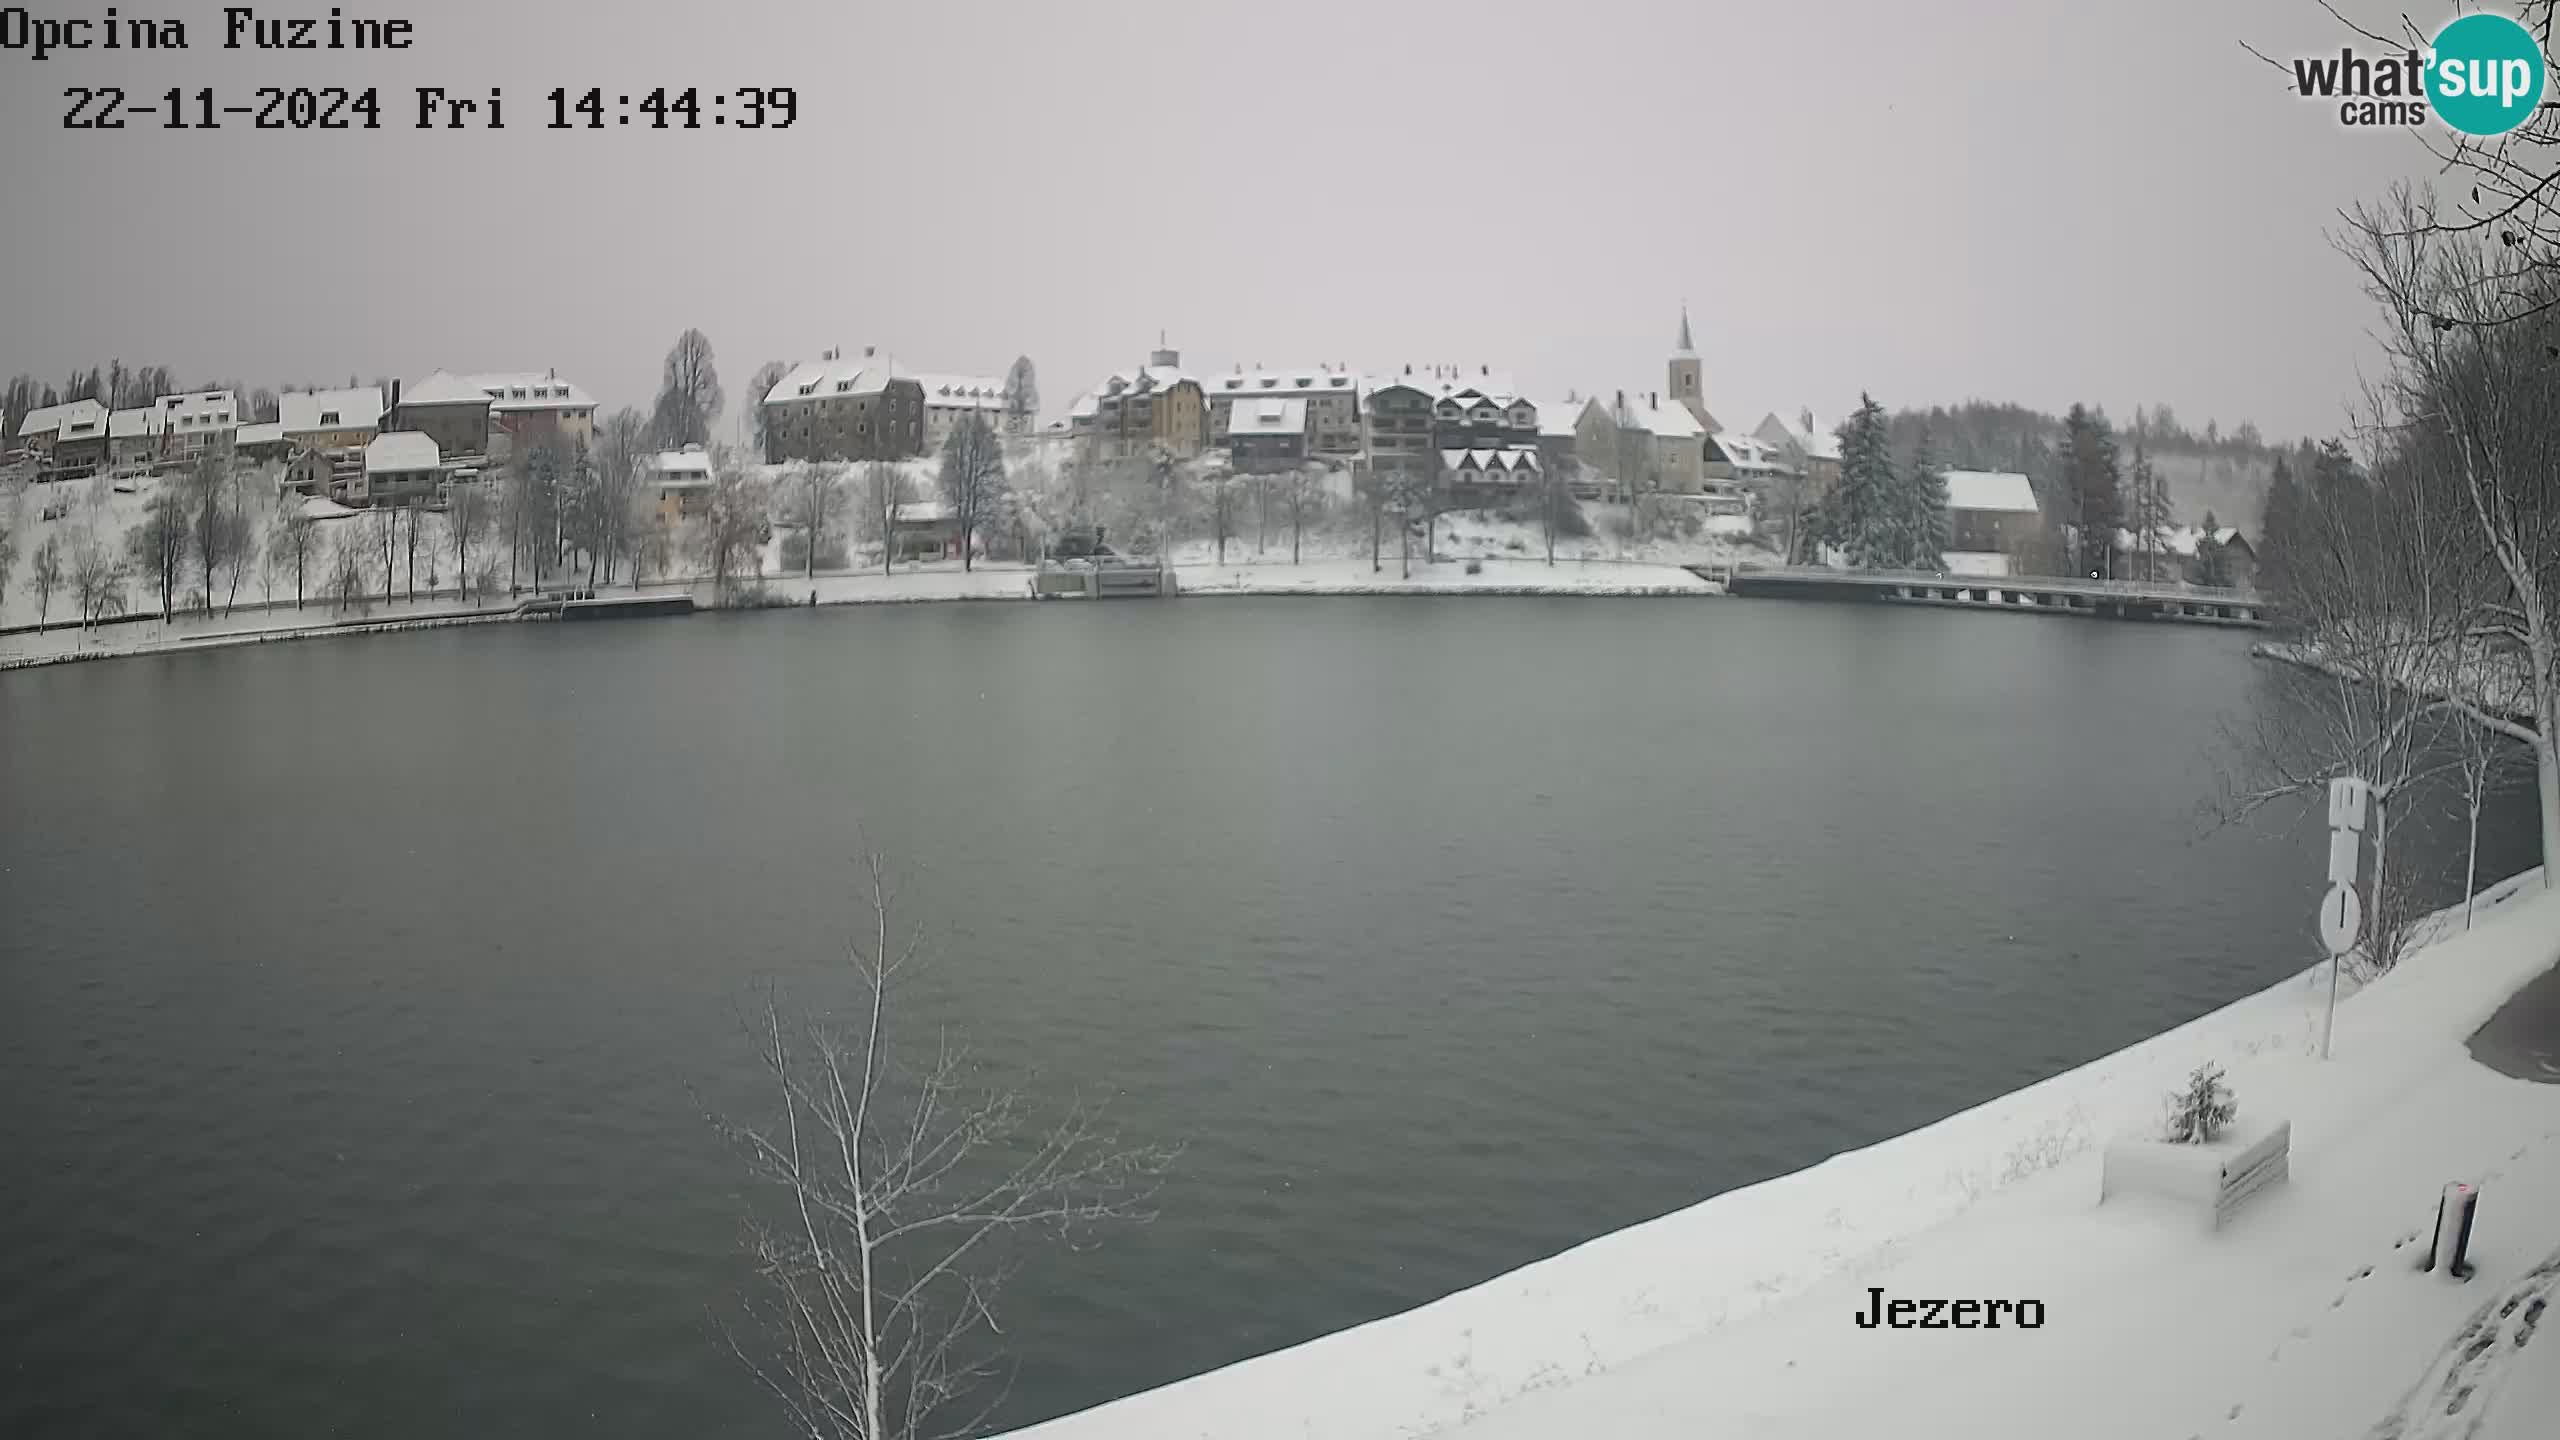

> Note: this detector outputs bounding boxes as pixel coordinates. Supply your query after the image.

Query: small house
[891,500,961,561]
[361,431,443,507]
[1941,469,2045,576]
[645,446,716,523]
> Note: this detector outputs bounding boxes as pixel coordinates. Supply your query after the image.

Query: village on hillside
[0,310,2271,642]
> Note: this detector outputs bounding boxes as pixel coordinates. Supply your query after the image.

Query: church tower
[1667,304,1713,431]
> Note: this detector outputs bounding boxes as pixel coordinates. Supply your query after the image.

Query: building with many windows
[158,390,239,460]
[467,371,595,462]
[914,374,1009,454]
[1067,343,1205,460]
[1204,366,1363,456]
[762,349,927,463]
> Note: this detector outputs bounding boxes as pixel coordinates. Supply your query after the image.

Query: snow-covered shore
[0,558,1714,670]
[998,870,2560,1440]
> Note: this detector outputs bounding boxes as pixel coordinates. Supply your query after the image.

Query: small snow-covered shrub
[2161,1062,2238,1144]
[1464,558,1484,575]
[1505,538,1526,553]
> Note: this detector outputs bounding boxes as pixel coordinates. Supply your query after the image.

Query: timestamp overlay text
[5,6,801,131]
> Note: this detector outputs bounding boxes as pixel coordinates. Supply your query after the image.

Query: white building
[360,431,443,507]
[912,374,1009,454]
[108,406,166,471]
[280,387,387,448]
[158,390,239,458]
[1205,367,1363,455]
[466,371,597,460]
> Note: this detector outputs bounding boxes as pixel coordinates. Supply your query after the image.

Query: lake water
[0,599,2538,1437]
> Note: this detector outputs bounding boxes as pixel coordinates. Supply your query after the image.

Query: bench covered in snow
[2099,1118,2290,1228]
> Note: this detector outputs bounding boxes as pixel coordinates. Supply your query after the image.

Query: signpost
[2318,776,2371,1060]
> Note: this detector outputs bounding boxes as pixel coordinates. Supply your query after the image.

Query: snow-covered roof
[913,374,1007,411]
[109,407,165,440]
[894,500,954,524]
[466,372,593,412]
[280,387,385,434]
[1440,446,1542,472]
[1371,369,1523,407]
[365,431,441,473]
[1614,394,1702,440]
[647,447,714,481]
[1535,399,1592,438]
[768,356,904,406]
[159,391,237,429]
[1098,364,1195,398]
[17,401,76,439]
[233,421,286,448]
[1756,410,1842,463]
[298,494,361,522]
[53,398,108,439]
[1207,367,1362,399]
[1228,397,1308,437]
[1711,432,1785,472]
[1066,391,1100,420]
[1942,469,2040,514]
[401,370,492,407]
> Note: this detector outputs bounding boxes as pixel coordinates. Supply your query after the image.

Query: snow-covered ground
[999,870,2560,1440]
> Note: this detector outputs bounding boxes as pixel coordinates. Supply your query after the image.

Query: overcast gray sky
[0,0,2444,443]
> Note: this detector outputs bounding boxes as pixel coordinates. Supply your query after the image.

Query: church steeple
[1668,302,1713,431]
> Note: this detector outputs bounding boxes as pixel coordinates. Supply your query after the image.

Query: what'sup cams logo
[2284,10,2551,134]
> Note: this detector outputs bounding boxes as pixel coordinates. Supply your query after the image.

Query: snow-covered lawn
[999,871,2560,1440]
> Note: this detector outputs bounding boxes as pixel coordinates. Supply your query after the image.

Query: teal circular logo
[2428,13,2548,136]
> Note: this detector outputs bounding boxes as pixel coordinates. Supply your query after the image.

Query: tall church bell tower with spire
[1667,303,1712,430]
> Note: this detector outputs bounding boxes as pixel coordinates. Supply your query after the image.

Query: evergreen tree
[2162,1062,2237,1144]
[2256,453,2303,598]
[1833,393,1898,568]
[1902,426,1952,569]
[2124,439,2174,582]
[2055,404,2122,578]
[2193,508,2233,588]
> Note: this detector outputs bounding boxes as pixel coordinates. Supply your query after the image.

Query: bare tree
[1283,465,1322,566]
[2346,188,2560,886]
[1205,466,1234,566]
[446,485,492,601]
[273,509,317,610]
[788,464,847,580]
[699,468,771,602]
[862,462,907,577]
[0,486,19,599]
[748,362,790,459]
[125,491,185,618]
[936,419,1007,573]
[2448,635,2537,931]
[654,329,726,450]
[25,534,64,625]
[2220,423,2497,976]
[326,528,373,615]
[69,530,126,626]
[596,408,652,585]
[713,852,1177,1440]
